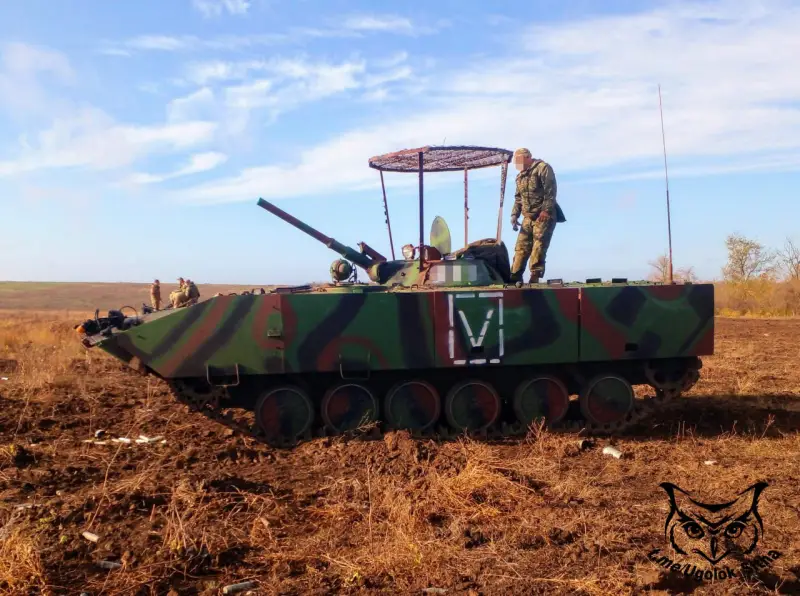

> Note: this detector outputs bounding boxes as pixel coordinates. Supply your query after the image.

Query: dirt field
[1,307,800,594]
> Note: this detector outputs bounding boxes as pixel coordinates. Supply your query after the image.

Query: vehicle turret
[257,197,509,288]
[257,198,388,283]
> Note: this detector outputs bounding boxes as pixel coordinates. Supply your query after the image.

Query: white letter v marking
[458,308,494,348]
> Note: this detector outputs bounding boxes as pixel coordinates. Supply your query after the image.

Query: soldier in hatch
[509,147,566,284]
[150,279,162,311]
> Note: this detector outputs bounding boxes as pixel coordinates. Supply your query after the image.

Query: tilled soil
[1,317,800,595]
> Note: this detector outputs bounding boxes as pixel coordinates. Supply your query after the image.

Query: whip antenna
[658,84,674,284]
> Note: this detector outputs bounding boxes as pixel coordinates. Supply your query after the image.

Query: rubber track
[167,365,701,449]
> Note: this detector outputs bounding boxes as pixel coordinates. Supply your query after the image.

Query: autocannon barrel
[256,198,375,271]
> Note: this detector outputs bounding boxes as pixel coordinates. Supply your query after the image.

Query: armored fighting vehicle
[76,146,714,446]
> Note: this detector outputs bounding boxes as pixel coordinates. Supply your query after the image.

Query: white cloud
[166,0,800,204]
[109,13,435,55]
[192,0,250,18]
[373,52,409,69]
[1,42,74,81]
[163,100,505,204]
[129,151,228,184]
[167,87,217,121]
[0,42,75,115]
[575,151,800,185]
[364,66,412,88]
[186,60,239,85]
[0,42,221,180]
[362,88,389,102]
[0,107,217,177]
[167,57,378,137]
[184,59,268,85]
[224,79,274,110]
[338,14,442,36]
[119,33,290,54]
[128,35,191,51]
[340,14,414,33]
[98,48,132,57]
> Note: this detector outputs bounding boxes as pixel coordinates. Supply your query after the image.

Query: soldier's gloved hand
[511,216,519,231]
[536,211,550,223]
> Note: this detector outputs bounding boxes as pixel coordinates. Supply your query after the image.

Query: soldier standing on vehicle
[509,147,566,284]
[150,279,162,311]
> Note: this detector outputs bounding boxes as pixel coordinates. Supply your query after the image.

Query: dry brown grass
[0,311,91,392]
[714,279,800,317]
[0,310,799,594]
[0,522,48,594]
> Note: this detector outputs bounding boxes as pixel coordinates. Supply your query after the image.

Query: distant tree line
[720,234,800,282]
[647,234,800,315]
[648,234,800,284]
[646,254,697,283]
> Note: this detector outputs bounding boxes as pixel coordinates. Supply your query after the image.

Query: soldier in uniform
[184,279,200,305]
[170,277,187,308]
[150,279,162,311]
[509,147,566,284]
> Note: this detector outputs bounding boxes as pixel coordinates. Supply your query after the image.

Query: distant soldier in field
[509,147,566,284]
[170,277,187,308]
[185,279,200,305]
[150,279,162,311]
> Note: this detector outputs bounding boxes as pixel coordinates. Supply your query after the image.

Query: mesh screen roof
[368,145,513,173]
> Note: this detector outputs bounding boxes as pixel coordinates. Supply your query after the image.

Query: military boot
[529,276,540,285]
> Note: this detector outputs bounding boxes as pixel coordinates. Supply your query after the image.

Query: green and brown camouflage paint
[97,281,714,380]
[81,193,714,442]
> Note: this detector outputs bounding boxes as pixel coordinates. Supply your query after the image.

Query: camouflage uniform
[170,278,187,308]
[184,280,200,305]
[509,149,565,283]
[150,280,161,311]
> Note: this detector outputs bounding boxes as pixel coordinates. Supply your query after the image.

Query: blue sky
[1,0,799,285]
